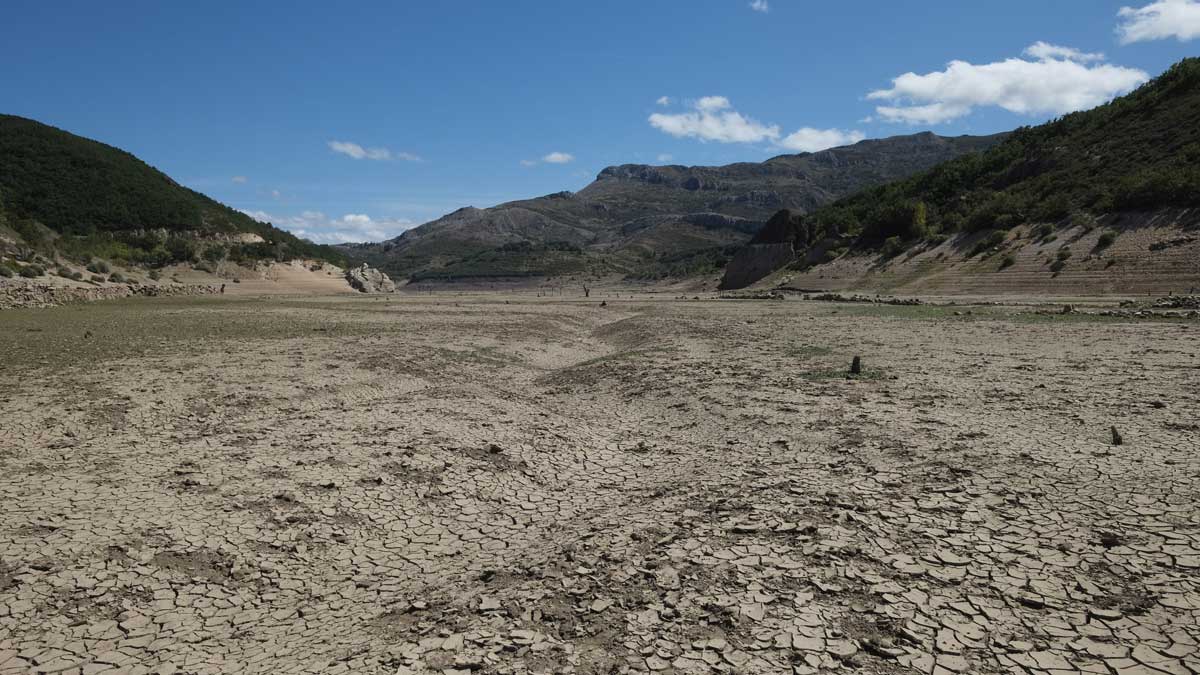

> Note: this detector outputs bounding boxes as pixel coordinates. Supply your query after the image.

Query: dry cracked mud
[1,295,1198,675]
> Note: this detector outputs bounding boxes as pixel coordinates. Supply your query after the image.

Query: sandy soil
[170,260,354,296]
[0,295,1197,674]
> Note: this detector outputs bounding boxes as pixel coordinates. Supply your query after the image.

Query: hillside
[0,114,343,267]
[348,132,1004,281]
[722,58,1200,291]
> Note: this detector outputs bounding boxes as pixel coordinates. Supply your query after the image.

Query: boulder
[345,263,396,293]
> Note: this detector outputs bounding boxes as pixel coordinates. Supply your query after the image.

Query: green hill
[0,114,343,266]
[802,58,1200,253]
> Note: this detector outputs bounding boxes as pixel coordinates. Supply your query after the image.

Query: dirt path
[0,296,1197,674]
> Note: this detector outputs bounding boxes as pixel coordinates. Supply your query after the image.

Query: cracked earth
[1,295,1198,675]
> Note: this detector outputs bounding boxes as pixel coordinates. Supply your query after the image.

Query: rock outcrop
[720,243,796,290]
[719,209,809,290]
[345,263,396,293]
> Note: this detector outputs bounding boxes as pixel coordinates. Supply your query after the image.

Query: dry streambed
[0,295,1197,674]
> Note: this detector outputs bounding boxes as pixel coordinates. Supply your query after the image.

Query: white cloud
[1117,0,1200,43]
[241,209,415,244]
[542,152,575,164]
[648,96,863,152]
[327,140,421,162]
[649,97,779,143]
[778,128,867,152]
[750,0,769,12]
[656,96,671,106]
[231,175,248,184]
[867,45,1149,125]
[695,96,733,112]
[1023,41,1104,62]
[657,153,674,162]
[519,159,539,167]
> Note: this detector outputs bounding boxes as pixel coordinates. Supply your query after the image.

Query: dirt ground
[1,294,1198,675]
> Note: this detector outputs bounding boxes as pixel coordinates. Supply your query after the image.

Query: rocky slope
[347,132,1004,281]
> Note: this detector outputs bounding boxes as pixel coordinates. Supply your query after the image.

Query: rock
[345,263,396,293]
[719,209,808,290]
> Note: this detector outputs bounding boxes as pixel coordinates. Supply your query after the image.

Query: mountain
[721,58,1200,291]
[348,132,1005,281]
[0,115,343,266]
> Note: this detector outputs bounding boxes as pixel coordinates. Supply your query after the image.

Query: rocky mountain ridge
[347,132,1006,281]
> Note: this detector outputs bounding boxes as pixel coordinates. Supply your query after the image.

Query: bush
[999,255,1016,269]
[1070,211,1098,230]
[90,274,106,283]
[1056,247,1072,262]
[862,200,929,243]
[1032,223,1054,240]
[87,260,111,274]
[56,266,75,279]
[148,269,162,281]
[1096,230,1118,249]
[0,262,13,278]
[970,230,1007,257]
[70,271,83,280]
[202,245,227,263]
[881,236,905,258]
[108,272,125,283]
[19,264,44,278]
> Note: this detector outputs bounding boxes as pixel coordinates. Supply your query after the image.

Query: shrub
[1032,223,1054,240]
[881,236,905,258]
[0,262,13,278]
[970,230,1006,257]
[108,272,126,283]
[1070,211,1098,230]
[90,274,106,283]
[999,255,1016,269]
[87,260,111,274]
[70,271,83,280]
[1096,230,1118,249]
[19,264,44,278]
[1056,247,1072,262]
[57,266,75,279]
[148,269,162,281]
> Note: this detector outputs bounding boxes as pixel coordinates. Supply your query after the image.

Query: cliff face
[719,209,809,289]
[720,243,796,290]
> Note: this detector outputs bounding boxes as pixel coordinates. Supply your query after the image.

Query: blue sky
[4,0,1198,243]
